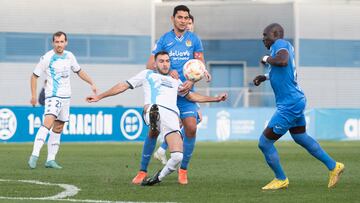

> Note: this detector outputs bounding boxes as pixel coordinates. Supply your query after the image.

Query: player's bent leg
[149,104,160,132]
[154,145,167,165]
[259,128,287,189]
[289,127,344,188]
[290,129,336,170]
[142,132,183,186]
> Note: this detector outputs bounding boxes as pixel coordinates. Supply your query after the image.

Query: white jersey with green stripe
[33,50,81,98]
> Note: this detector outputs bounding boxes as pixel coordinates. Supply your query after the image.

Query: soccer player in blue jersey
[153,13,199,165]
[144,5,211,185]
[253,23,344,190]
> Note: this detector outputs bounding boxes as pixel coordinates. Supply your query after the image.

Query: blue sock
[140,135,157,172]
[180,128,196,170]
[160,141,168,150]
[291,132,336,170]
[258,134,287,180]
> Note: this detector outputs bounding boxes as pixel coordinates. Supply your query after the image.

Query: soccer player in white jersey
[86,51,227,185]
[28,31,97,169]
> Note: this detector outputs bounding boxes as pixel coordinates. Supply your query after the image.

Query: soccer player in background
[153,13,198,165]
[145,5,211,185]
[28,31,97,169]
[253,23,344,189]
[86,51,227,185]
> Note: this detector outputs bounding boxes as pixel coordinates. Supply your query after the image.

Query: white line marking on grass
[0,179,80,199]
[0,179,175,203]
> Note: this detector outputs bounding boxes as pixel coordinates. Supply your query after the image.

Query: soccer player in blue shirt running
[136,5,211,185]
[253,23,344,190]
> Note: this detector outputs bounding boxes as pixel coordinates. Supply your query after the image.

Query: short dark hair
[155,51,169,60]
[189,14,194,22]
[173,5,190,17]
[52,31,67,42]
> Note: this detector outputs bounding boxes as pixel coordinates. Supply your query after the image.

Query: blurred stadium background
[1,0,359,142]
[1,1,360,202]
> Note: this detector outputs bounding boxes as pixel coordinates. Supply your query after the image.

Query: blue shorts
[267,99,306,135]
[177,96,199,120]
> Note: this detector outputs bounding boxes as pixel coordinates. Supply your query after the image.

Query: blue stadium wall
[1,106,359,143]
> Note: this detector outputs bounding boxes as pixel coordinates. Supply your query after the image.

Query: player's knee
[184,126,196,138]
[171,152,183,163]
[258,135,270,152]
[52,126,63,134]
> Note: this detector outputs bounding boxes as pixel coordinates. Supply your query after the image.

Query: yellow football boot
[328,162,345,188]
[262,178,289,190]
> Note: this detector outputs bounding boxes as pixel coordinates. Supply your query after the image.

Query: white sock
[47,131,61,161]
[157,146,166,155]
[159,152,183,181]
[31,126,49,157]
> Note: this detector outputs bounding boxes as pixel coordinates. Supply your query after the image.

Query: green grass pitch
[0,141,359,203]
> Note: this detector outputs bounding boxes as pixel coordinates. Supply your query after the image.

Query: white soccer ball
[183,59,206,82]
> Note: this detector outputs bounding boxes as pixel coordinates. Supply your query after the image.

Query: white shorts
[144,105,181,142]
[44,97,70,122]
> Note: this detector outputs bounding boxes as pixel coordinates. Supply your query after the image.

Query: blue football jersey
[269,39,305,107]
[152,30,204,82]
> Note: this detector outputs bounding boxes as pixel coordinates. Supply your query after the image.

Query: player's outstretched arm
[77,70,98,94]
[86,82,130,103]
[186,92,227,103]
[30,74,39,107]
[261,49,289,67]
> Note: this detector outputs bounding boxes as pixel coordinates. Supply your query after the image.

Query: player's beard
[158,68,169,75]
[55,46,64,54]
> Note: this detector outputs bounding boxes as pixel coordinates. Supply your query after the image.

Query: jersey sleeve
[69,52,81,73]
[33,55,48,77]
[151,36,165,55]
[126,70,149,89]
[273,39,289,54]
[193,34,204,53]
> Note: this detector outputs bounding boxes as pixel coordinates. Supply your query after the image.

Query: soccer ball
[183,59,206,82]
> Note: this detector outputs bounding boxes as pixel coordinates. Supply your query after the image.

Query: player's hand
[204,70,212,82]
[91,84,98,95]
[216,93,228,102]
[253,75,267,86]
[86,95,100,103]
[261,55,270,65]
[169,70,179,80]
[179,80,194,95]
[30,97,37,107]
